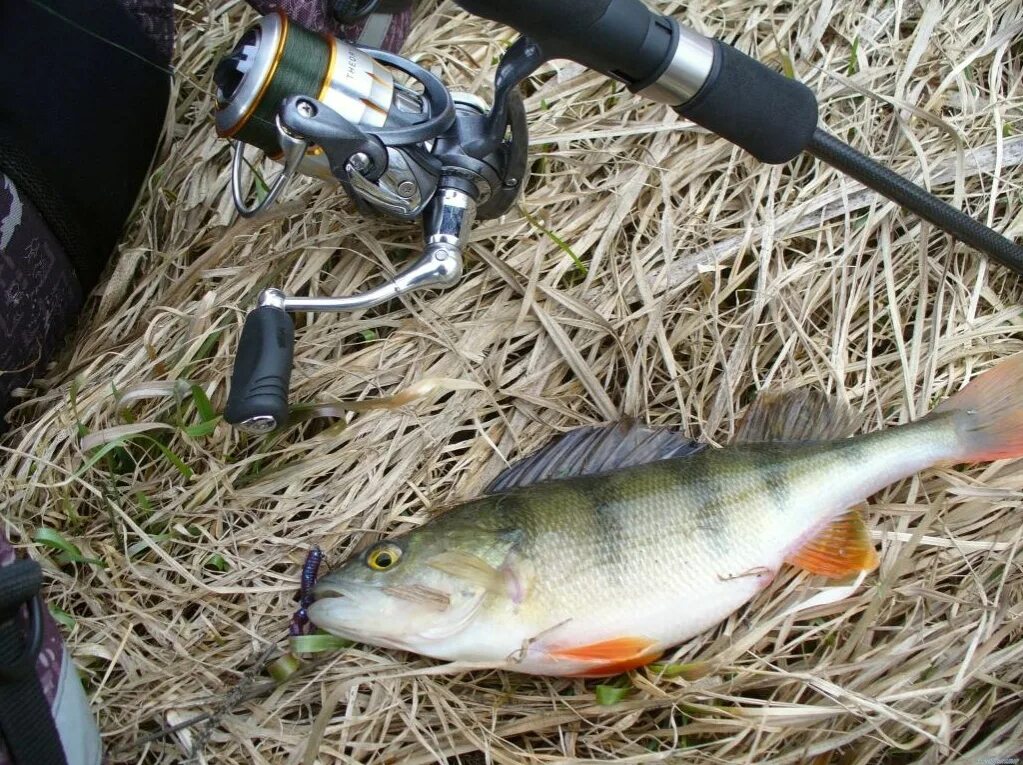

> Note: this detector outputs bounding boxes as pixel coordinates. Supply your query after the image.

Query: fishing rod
[215,2,1022,435]
[454,0,1023,267]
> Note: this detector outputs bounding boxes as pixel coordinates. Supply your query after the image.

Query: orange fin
[934,353,1023,462]
[550,637,660,677]
[786,508,879,579]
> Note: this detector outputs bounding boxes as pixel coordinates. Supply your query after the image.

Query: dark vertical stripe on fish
[759,458,791,515]
[844,437,871,467]
[577,478,629,586]
[688,454,734,531]
[492,492,526,530]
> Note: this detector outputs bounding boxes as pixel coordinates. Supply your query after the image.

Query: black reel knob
[225,304,295,432]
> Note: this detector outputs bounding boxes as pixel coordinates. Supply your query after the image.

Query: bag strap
[0,559,69,765]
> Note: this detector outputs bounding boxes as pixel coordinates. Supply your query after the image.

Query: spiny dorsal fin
[734,390,861,444]
[786,507,879,578]
[486,421,704,494]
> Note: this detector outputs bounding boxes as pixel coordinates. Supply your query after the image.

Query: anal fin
[786,507,879,578]
[549,636,661,677]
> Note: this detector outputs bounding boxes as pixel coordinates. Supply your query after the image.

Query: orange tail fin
[934,354,1023,462]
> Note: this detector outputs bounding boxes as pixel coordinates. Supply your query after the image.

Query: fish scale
[501,453,818,628]
[308,355,1023,676]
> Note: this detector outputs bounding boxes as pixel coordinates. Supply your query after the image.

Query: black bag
[0,0,171,427]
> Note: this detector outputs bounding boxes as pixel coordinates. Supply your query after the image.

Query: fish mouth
[305,590,361,635]
[306,584,414,648]
[310,581,347,600]
[311,580,451,611]
[310,577,373,601]
[307,579,483,648]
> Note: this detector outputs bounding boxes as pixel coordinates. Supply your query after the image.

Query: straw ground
[2,0,1022,762]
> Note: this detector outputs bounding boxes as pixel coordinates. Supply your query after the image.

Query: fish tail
[933,354,1023,463]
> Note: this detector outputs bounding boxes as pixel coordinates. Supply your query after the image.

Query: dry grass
[3,0,1023,762]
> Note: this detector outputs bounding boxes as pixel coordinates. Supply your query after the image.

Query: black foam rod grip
[454,0,676,88]
[225,306,295,429]
[676,40,819,164]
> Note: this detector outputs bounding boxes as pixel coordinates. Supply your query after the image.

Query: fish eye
[366,543,402,571]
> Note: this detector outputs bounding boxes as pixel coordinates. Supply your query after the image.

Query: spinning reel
[215,12,528,433]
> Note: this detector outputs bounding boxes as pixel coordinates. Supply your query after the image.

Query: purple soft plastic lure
[289,546,323,637]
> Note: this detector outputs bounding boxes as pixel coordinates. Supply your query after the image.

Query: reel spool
[214,13,530,433]
[214,12,399,162]
[214,11,452,216]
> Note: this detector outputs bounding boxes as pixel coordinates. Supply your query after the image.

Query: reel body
[214,12,529,432]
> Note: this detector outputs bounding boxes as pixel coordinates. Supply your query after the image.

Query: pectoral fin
[427,551,507,594]
[549,636,661,677]
[786,507,879,578]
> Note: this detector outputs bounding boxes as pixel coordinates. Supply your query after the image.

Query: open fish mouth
[306,581,450,649]
[306,589,373,636]
[304,606,411,651]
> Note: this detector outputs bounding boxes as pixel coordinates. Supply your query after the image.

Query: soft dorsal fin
[486,421,704,494]
[786,507,879,578]
[734,390,861,444]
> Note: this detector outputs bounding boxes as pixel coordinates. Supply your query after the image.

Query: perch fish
[309,355,1023,676]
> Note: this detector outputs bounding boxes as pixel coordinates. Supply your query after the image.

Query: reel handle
[222,187,476,434]
[224,298,295,433]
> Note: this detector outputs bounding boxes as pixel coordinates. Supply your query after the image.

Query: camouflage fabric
[0,174,83,427]
[247,0,412,51]
[115,0,412,58]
